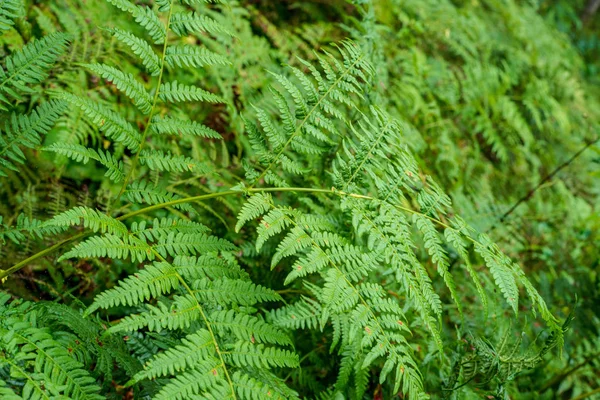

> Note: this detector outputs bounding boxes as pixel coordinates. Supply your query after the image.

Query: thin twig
[491,137,598,231]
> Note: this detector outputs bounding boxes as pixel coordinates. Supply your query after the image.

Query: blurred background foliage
[0,0,598,398]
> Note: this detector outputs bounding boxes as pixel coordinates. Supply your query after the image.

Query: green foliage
[0,0,598,399]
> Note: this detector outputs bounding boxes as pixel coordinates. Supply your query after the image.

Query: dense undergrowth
[0,0,598,399]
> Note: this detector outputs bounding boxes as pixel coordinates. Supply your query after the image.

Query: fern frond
[104,0,165,44]
[0,0,22,34]
[0,213,66,247]
[414,214,461,316]
[159,80,223,103]
[152,359,229,400]
[86,261,178,313]
[110,294,200,333]
[270,296,322,330]
[44,143,125,182]
[232,370,300,400]
[132,218,210,241]
[152,115,221,138]
[0,100,68,176]
[210,310,292,346]
[106,27,161,76]
[59,234,151,263]
[44,206,128,236]
[444,221,488,315]
[475,234,520,314]
[165,45,230,69]
[124,180,195,212]
[152,232,236,258]
[224,342,299,369]
[235,193,272,232]
[0,324,103,400]
[58,93,141,151]
[192,277,281,306]
[139,149,213,174]
[133,329,215,381]
[170,11,230,37]
[247,41,373,184]
[256,208,292,251]
[0,32,70,108]
[173,254,249,280]
[82,63,152,114]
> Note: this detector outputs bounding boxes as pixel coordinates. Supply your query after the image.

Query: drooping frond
[0,214,66,249]
[44,143,125,182]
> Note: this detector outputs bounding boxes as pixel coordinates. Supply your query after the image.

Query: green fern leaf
[0,32,70,108]
[0,0,22,34]
[475,235,520,314]
[105,0,165,44]
[124,180,195,212]
[225,342,299,369]
[210,310,293,347]
[106,27,161,76]
[44,143,125,182]
[44,206,128,236]
[232,370,300,400]
[152,115,221,138]
[0,326,103,400]
[82,63,152,114]
[173,254,249,280]
[414,215,461,317]
[170,11,230,37]
[0,213,67,248]
[159,80,223,103]
[152,360,229,400]
[153,232,236,258]
[110,294,200,333]
[132,218,210,241]
[58,93,141,151]
[139,149,213,174]
[59,234,151,263]
[192,277,281,306]
[235,193,272,232]
[165,45,230,69]
[0,100,67,176]
[86,261,179,314]
[133,329,215,381]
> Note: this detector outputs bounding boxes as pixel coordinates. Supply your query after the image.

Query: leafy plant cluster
[0,0,598,399]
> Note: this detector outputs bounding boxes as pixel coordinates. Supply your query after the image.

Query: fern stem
[1,187,466,280]
[0,232,88,280]
[110,1,175,213]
